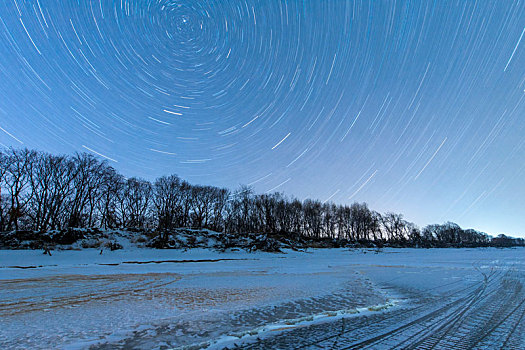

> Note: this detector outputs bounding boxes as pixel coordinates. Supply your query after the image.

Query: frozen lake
[1,247,524,349]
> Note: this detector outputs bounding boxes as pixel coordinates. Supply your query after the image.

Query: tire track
[403,271,523,349]
[234,268,525,350]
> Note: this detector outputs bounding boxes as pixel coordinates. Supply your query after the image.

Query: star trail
[0,0,524,236]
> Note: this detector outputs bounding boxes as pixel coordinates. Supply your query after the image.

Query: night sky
[0,1,524,236]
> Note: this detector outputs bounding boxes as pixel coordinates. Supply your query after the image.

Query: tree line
[1,148,523,247]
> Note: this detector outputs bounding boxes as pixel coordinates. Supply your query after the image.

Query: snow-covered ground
[1,247,524,349]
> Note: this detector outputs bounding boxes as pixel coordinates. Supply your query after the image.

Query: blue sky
[0,0,524,236]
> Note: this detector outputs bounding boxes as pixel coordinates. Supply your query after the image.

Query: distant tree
[348,202,375,241]
[335,205,351,240]
[3,148,37,231]
[303,199,323,239]
[254,193,281,234]
[369,211,383,241]
[67,153,108,228]
[97,167,124,229]
[406,223,421,245]
[28,153,76,231]
[0,151,11,231]
[381,212,407,241]
[289,198,304,234]
[153,175,183,231]
[235,185,255,233]
[190,185,218,229]
[275,196,291,233]
[209,187,229,232]
[422,224,439,243]
[322,203,337,239]
[0,150,8,189]
[120,178,152,228]
[3,147,522,249]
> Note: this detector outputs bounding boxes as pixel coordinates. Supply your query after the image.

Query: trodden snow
[1,247,524,349]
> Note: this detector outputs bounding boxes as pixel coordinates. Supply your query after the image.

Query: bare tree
[406,222,421,245]
[0,150,11,231]
[97,166,123,229]
[289,198,304,234]
[120,178,152,228]
[2,147,504,249]
[3,148,36,230]
[322,203,337,239]
[335,205,351,240]
[254,193,281,234]
[0,150,8,187]
[370,211,382,241]
[237,185,255,233]
[68,153,107,228]
[209,187,229,232]
[303,199,323,238]
[153,175,183,231]
[28,153,75,231]
[190,186,213,229]
[381,212,407,241]
[348,202,375,240]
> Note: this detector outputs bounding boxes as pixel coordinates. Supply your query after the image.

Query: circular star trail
[0,0,524,236]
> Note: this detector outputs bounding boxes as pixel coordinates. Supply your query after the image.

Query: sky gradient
[0,0,524,237]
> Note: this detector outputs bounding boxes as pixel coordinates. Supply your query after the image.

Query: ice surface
[1,247,523,349]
